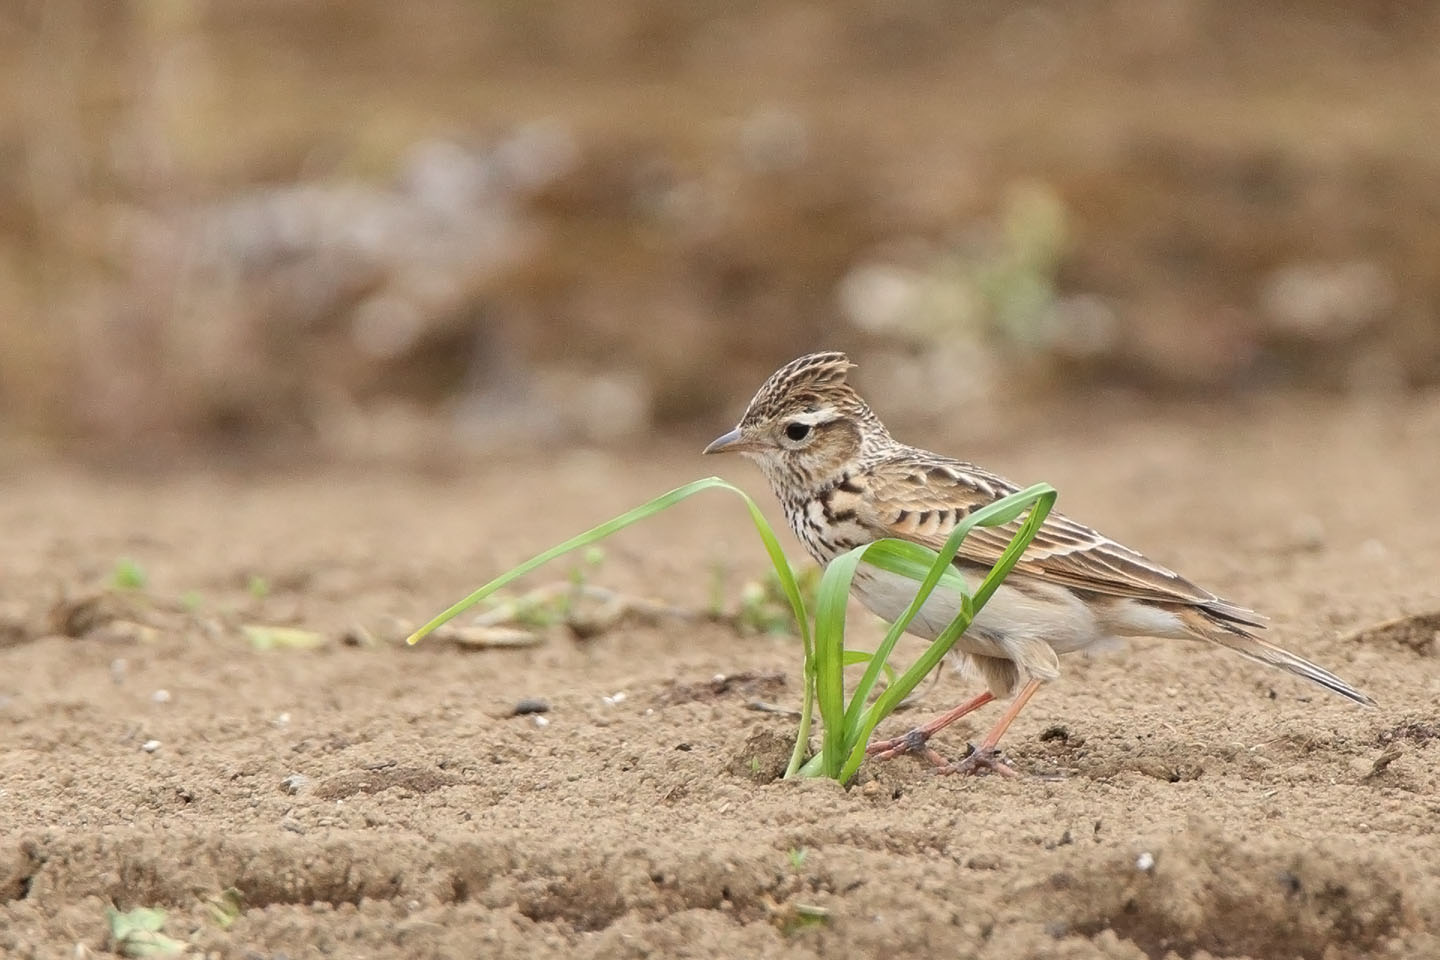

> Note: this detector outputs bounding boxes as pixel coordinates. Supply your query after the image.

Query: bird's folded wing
[857,458,1259,623]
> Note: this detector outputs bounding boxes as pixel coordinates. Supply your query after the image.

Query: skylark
[705,351,1374,776]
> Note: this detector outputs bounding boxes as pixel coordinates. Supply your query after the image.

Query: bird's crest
[741,351,859,424]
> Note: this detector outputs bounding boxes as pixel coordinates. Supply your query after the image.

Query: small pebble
[141,739,161,753]
[1136,851,1155,872]
[151,689,171,703]
[533,715,550,728]
[280,773,311,795]
[602,691,627,706]
[512,698,550,716]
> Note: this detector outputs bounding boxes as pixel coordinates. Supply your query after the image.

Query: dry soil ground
[3,393,1440,960]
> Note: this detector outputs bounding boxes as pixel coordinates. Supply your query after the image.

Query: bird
[703,351,1375,776]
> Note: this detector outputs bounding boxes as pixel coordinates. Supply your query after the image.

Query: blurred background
[2,0,1437,458]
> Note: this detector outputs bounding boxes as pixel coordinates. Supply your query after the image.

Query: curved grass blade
[404,477,811,654]
[835,485,1056,781]
[811,543,869,777]
[403,474,823,777]
[837,483,1056,744]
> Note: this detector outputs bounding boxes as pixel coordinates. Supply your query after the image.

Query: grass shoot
[405,475,1055,784]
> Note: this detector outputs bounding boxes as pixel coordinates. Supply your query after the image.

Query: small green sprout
[786,847,808,870]
[243,625,324,651]
[246,575,270,599]
[202,887,244,929]
[111,558,147,591]
[107,906,186,958]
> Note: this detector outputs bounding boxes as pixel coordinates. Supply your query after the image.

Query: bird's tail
[1180,606,1376,707]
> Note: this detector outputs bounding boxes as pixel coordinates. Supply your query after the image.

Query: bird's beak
[703,427,752,455]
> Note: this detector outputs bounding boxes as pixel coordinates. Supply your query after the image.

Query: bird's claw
[941,744,1019,778]
[866,728,949,767]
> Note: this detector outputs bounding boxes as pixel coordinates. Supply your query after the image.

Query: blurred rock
[1260,261,1396,342]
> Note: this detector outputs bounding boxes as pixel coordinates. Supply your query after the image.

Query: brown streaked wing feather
[857,454,1256,620]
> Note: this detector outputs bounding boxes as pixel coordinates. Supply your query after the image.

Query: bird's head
[703,351,886,490]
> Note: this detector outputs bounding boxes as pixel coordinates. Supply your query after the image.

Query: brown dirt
[3,392,1440,959]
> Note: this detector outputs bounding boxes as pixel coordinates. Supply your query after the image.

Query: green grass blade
[836,485,1056,781]
[404,477,811,654]
[837,538,971,739]
[811,545,870,777]
[837,482,1054,741]
[841,649,896,686]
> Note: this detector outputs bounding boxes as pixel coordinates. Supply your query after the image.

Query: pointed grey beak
[703,427,748,455]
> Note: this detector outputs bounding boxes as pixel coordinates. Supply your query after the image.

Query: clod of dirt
[1376,720,1440,747]
[313,765,459,800]
[0,603,31,648]
[1039,724,1070,743]
[512,698,550,715]
[0,842,43,905]
[516,865,628,932]
[280,774,312,796]
[724,725,794,784]
[1347,611,1440,656]
[656,671,787,706]
[47,592,136,638]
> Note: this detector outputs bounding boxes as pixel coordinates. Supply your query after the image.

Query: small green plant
[246,575,270,599]
[111,558,148,591]
[106,906,186,958]
[786,847,809,870]
[405,476,1054,783]
[734,564,820,635]
[201,887,244,929]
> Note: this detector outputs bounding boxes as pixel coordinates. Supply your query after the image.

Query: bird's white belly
[848,564,1105,657]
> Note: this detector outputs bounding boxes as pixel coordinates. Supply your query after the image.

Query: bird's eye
[784,422,811,442]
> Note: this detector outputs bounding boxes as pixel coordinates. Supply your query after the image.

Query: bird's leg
[866,691,996,765]
[944,679,1043,777]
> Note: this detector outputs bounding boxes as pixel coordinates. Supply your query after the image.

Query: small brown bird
[705,352,1374,775]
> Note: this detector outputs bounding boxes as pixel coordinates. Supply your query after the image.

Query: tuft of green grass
[111,558,148,591]
[404,476,1054,783]
[106,906,186,958]
[786,847,809,870]
[201,887,244,929]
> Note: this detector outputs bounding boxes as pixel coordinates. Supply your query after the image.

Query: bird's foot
[866,728,949,767]
[941,744,1019,778]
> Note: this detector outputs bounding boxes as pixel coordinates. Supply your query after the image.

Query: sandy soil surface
[3,393,1440,960]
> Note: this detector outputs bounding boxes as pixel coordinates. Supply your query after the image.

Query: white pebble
[1136,851,1155,872]
[533,715,550,728]
[141,740,161,753]
[151,689,171,703]
[602,691,627,706]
